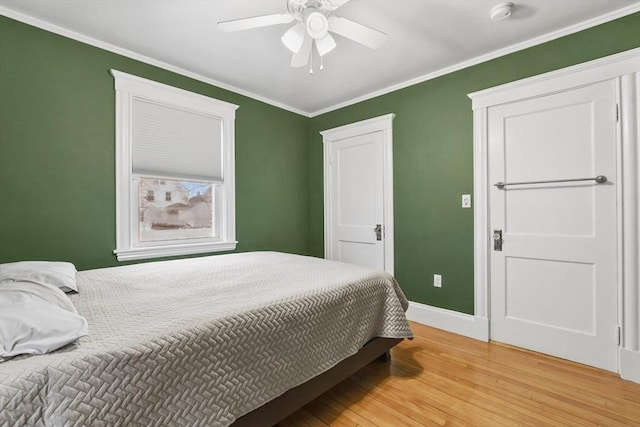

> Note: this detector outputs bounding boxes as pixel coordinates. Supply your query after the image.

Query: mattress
[0,251,412,426]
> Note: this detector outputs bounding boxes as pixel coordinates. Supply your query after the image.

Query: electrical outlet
[462,194,471,208]
[434,274,442,288]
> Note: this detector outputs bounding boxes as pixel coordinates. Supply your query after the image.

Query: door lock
[374,224,382,241]
[493,229,503,251]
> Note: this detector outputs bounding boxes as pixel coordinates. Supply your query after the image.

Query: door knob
[493,229,503,251]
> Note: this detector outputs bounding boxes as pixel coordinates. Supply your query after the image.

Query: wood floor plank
[349,371,518,427]
[418,349,633,425]
[303,394,373,427]
[385,358,582,427]
[407,332,638,422]
[381,362,559,426]
[327,373,448,427]
[280,322,640,426]
[285,408,328,427]
[324,380,427,427]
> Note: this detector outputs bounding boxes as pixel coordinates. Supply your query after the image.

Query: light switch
[462,194,471,208]
[434,274,442,288]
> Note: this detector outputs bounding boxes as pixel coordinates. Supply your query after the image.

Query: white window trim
[111,70,239,261]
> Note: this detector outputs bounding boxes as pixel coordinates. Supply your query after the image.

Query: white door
[488,79,618,371]
[328,131,385,270]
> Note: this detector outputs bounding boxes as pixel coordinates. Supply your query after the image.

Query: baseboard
[406,301,489,342]
[619,348,640,383]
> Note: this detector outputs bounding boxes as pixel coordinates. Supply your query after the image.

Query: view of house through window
[138,177,214,242]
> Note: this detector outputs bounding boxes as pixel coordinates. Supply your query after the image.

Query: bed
[0,251,413,426]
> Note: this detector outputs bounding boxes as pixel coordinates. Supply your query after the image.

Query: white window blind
[131,97,223,181]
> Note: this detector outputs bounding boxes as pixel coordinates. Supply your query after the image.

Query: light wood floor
[278,322,640,426]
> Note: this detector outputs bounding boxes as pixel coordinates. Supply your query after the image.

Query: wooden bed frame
[233,337,402,426]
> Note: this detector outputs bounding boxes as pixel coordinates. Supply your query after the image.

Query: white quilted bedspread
[0,252,413,426]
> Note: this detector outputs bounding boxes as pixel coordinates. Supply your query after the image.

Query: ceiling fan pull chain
[309,48,314,74]
[320,54,324,71]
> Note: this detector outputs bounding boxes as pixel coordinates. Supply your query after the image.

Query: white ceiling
[1,0,639,116]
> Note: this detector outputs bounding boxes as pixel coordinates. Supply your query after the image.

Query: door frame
[320,113,395,274]
[468,47,640,381]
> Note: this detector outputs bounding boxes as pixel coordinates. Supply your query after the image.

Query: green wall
[0,16,310,271]
[307,12,640,314]
[1,12,639,314]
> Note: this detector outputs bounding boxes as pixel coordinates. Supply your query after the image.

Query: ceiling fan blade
[281,23,306,53]
[218,14,294,32]
[291,35,313,68]
[327,16,387,49]
[315,32,337,56]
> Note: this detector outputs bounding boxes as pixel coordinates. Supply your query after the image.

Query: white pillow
[0,281,88,360]
[0,261,78,293]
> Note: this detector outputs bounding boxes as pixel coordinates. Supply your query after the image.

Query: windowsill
[113,241,238,261]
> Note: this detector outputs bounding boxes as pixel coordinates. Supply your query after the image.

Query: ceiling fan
[218,0,388,71]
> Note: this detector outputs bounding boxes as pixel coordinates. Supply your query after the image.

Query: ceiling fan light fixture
[291,34,313,68]
[281,22,306,52]
[315,33,336,56]
[218,0,388,71]
[305,9,329,39]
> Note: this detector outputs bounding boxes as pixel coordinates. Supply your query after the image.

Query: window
[139,178,212,242]
[112,70,238,261]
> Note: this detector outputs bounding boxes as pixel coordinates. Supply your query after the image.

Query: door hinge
[617,326,621,346]
[616,104,619,122]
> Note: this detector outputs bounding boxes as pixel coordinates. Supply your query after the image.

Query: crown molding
[0,5,310,117]
[308,2,640,117]
[2,3,639,118]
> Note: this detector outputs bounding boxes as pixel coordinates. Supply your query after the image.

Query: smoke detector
[491,2,514,22]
